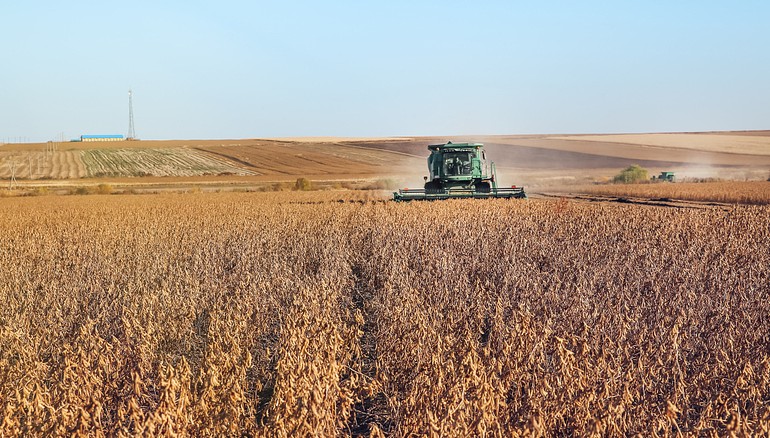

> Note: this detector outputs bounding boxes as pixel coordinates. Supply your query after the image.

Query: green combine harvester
[393,141,526,201]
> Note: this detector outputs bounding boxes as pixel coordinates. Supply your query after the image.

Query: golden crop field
[1,192,769,436]
[582,181,770,205]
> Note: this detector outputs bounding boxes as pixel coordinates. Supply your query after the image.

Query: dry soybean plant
[583,180,770,205]
[0,191,768,436]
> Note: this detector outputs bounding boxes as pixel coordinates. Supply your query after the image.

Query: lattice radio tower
[127,89,136,140]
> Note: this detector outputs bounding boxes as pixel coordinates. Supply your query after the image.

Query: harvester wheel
[424,180,444,194]
[475,182,491,193]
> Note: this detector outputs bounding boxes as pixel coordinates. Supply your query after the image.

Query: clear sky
[1,1,768,141]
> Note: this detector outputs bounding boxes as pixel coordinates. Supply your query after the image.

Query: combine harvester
[394,141,526,201]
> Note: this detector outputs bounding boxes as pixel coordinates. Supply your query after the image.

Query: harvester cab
[394,142,526,201]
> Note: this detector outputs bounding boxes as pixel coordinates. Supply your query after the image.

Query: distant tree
[613,165,649,184]
[294,178,312,191]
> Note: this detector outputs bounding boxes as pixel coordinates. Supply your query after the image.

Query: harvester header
[393,141,526,201]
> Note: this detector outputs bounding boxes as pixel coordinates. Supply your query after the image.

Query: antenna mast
[127,89,136,140]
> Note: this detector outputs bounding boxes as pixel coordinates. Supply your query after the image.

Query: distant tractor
[653,171,676,182]
[393,142,526,201]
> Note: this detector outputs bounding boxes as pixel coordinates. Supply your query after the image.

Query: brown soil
[2,131,768,190]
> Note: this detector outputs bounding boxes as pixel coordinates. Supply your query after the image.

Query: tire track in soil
[50,152,62,179]
[187,150,249,175]
[73,152,87,178]
[64,151,78,178]
[193,147,258,170]
[345,227,394,436]
[194,147,278,175]
[534,192,733,210]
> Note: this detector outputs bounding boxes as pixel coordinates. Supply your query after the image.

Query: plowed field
[2,131,768,190]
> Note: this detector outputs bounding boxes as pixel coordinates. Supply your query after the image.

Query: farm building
[81,134,124,142]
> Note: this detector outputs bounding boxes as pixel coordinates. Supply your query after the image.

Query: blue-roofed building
[81,134,124,142]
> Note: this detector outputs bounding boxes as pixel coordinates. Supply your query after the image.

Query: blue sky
[1,1,768,141]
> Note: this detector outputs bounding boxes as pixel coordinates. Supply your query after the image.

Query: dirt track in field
[532,192,736,210]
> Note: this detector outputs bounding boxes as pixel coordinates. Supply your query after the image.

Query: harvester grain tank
[393,142,526,201]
